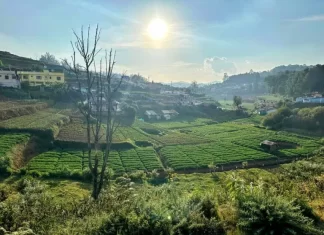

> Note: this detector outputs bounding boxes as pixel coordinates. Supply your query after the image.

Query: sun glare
[147,18,168,40]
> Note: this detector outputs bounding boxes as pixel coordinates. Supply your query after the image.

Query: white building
[145,110,160,120]
[161,110,179,120]
[0,70,20,88]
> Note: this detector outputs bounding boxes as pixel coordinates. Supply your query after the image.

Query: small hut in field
[260,140,279,152]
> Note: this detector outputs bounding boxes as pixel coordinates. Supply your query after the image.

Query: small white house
[161,110,179,120]
[145,110,160,120]
[0,70,20,88]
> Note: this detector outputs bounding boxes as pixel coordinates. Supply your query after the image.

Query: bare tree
[63,25,124,199]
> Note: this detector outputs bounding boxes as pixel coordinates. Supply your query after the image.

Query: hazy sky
[1,0,324,83]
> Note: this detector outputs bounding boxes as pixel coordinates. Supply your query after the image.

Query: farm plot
[56,122,126,143]
[0,133,30,158]
[152,118,213,129]
[0,110,69,134]
[27,147,163,175]
[118,127,154,142]
[181,122,249,137]
[227,129,322,157]
[149,130,211,145]
[0,101,47,110]
[160,142,273,170]
[182,123,322,157]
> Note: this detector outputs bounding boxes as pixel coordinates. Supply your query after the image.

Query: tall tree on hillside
[39,52,60,65]
[0,59,3,66]
[190,80,198,93]
[63,25,124,199]
[233,95,242,109]
[223,73,229,81]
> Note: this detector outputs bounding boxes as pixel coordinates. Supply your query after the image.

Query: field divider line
[154,148,168,170]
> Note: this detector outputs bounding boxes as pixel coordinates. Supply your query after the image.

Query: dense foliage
[263,106,324,132]
[264,65,324,97]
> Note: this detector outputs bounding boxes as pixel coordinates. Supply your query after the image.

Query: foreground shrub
[172,212,224,235]
[237,193,321,235]
[95,210,172,235]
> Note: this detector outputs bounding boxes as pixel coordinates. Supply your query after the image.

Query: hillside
[224,64,310,85]
[0,51,63,71]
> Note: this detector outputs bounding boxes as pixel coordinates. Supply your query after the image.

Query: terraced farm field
[0,101,47,110]
[27,147,163,174]
[2,111,322,176]
[56,121,151,143]
[158,122,322,170]
[152,118,214,129]
[160,142,274,170]
[0,110,69,136]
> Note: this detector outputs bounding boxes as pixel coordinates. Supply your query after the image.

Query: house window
[36,76,42,80]
[56,77,61,81]
[12,75,16,79]
[5,75,9,80]
[0,75,2,77]
[23,75,28,79]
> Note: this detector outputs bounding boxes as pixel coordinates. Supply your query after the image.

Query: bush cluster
[263,106,324,132]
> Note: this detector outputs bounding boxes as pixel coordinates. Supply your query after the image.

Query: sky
[1,0,324,83]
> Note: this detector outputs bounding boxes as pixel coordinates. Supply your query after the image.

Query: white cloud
[245,60,251,64]
[203,56,237,75]
[289,14,324,22]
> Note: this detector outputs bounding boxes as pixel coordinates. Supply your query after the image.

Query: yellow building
[18,69,64,86]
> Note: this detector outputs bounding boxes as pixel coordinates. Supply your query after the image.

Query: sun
[147,18,168,40]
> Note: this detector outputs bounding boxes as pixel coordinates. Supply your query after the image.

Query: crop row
[160,142,274,170]
[151,118,213,129]
[27,147,163,174]
[0,133,30,158]
[181,122,249,136]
